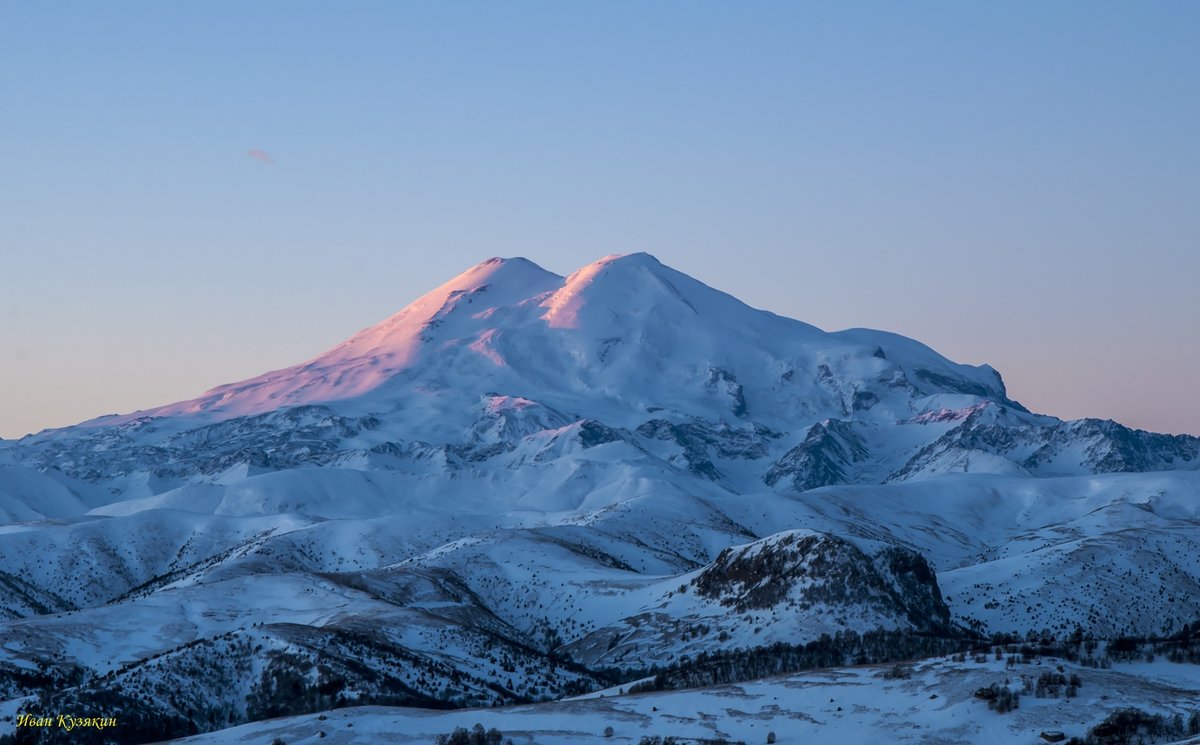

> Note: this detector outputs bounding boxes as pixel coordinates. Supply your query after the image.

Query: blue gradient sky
[3,2,1198,438]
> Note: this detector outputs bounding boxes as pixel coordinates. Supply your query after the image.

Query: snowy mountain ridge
[1,253,1197,744]
[50,253,1016,431]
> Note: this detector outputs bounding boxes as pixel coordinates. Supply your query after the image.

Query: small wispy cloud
[246,149,275,165]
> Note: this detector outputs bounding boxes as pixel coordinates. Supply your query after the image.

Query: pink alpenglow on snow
[122,256,563,421]
[77,253,1011,435]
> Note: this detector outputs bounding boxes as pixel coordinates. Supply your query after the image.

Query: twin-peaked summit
[115,253,1012,430]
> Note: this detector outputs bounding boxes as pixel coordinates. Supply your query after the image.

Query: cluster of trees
[0,660,84,701]
[434,723,510,745]
[624,629,974,693]
[977,670,1083,715]
[974,682,1020,714]
[1064,707,1200,745]
[1110,629,1200,666]
[1030,670,1082,699]
[974,626,1200,670]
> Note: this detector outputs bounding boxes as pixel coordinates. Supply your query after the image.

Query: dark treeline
[621,629,979,693]
[618,620,1200,697]
[1065,708,1200,745]
[984,626,1200,669]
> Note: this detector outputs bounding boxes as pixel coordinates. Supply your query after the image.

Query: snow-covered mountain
[1,253,1197,743]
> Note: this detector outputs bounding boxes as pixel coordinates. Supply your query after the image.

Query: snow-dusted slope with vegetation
[169,653,1200,745]
[1,254,1197,743]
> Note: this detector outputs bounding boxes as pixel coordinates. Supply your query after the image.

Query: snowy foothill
[169,654,1200,744]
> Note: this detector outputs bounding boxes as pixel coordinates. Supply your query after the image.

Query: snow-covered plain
[0,254,1197,743]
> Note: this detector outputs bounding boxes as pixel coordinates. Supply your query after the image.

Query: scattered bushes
[991,686,1019,714]
[1031,671,1082,699]
[974,682,1019,714]
[882,663,912,680]
[435,723,507,745]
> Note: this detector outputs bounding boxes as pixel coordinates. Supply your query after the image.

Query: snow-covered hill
[168,653,1200,745]
[1,253,1197,743]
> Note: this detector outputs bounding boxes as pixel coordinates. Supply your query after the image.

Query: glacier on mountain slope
[0,253,1197,743]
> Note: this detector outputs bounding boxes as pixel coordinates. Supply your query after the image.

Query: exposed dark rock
[692,532,951,634]
[706,368,748,417]
[764,420,869,491]
[637,418,778,480]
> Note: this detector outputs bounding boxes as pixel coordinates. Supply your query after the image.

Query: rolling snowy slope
[168,654,1200,745]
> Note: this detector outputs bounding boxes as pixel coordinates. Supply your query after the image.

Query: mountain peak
[541,252,709,330]
[74,252,1027,431]
[130,256,563,422]
[425,255,561,299]
[593,251,665,267]
[317,254,561,362]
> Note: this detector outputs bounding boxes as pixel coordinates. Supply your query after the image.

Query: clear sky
[2,2,1198,439]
